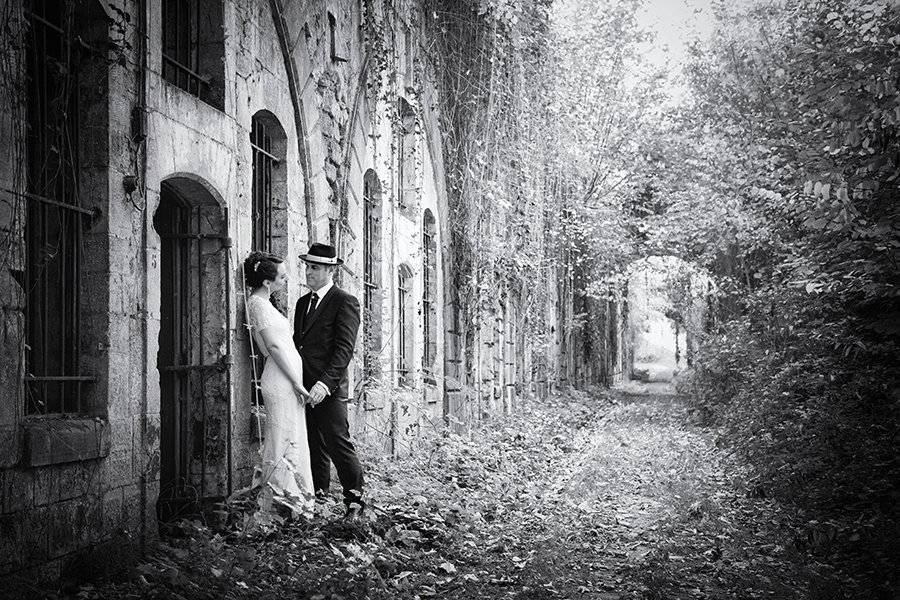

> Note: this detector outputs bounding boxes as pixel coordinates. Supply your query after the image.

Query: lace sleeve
[247,297,274,334]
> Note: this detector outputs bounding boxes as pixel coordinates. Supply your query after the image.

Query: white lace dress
[246,295,314,504]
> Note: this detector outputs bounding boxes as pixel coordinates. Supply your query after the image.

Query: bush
[683,283,899,595]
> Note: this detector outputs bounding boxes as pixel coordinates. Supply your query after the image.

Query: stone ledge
[23,418,110,467]
[0,426,21,468]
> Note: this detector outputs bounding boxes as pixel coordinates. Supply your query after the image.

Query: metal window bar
[422,225,434,371]
[250,117,277,252]
[24,1,91,415]
[3,188,95,217]
[398,273,410,380]
[161,0,210,100]
[363,182,380,387]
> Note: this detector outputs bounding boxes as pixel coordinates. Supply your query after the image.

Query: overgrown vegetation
[421,0,562,387]
[661,2,900,595]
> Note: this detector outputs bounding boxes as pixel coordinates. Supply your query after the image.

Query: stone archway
[625,256,712,383]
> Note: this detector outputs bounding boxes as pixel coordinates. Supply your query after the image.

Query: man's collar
[311,280,334,298]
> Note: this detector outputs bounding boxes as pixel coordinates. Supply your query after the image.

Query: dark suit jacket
[293,285,361,399]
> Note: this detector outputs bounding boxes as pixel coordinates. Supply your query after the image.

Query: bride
[243,251,314,508]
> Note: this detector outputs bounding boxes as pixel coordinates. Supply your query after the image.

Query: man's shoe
[343,502,365,521]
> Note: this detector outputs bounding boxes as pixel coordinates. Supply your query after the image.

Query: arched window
[22,0,108,415]
[248,111,287,416]
[398,99,418,209]
[397,263,414,385]
[363,171,383,386]
[162,0,225,109]
[422,210,437,377]
[250,111,287,256]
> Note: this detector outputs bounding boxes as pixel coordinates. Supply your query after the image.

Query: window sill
[22,416,110,467]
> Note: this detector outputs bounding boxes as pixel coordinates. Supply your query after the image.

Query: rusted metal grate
[155,184,230,515]
[24,0,93,415]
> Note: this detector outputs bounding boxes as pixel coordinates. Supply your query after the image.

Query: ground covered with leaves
[29,387,889,599]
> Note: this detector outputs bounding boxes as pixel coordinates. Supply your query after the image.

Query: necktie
[308,292,318,314]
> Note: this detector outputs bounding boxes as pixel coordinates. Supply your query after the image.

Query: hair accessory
[254,260,261,271]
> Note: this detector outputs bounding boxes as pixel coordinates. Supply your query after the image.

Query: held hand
[308,382,329,406]
[293,381,309,401]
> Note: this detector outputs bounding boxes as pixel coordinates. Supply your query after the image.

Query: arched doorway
[153,176,231,521]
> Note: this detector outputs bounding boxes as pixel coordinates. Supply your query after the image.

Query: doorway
[154,176,231,520]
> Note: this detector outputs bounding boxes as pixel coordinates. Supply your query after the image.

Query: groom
[294,243,365,519]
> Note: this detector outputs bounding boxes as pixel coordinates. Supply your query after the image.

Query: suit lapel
[301,285,338,337]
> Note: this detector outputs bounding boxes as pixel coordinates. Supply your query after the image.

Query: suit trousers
[305,398,364,505]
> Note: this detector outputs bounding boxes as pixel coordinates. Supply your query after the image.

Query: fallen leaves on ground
[47,387,854,599]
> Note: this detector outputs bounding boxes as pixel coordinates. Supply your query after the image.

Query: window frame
[397,99,418,210]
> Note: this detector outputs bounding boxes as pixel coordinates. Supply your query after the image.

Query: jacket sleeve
[316,293,361,393]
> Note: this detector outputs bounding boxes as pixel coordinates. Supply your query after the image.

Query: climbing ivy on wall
[421,0,555,345]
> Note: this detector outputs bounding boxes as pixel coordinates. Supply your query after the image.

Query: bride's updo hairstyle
[243,251,284,289]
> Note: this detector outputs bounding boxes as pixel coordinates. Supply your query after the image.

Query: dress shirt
[307,280,334,314]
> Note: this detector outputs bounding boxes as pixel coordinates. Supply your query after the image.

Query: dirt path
[427,387,812,599]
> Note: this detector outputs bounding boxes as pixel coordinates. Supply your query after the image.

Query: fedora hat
[300,242,343,265]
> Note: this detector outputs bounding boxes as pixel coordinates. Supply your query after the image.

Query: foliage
[683,285,899,597]
[547,0,665,282]
[423,0,554,308]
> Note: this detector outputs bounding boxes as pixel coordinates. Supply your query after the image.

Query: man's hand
[308,381,330,406]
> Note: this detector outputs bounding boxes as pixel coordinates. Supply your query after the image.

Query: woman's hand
[293,381,309,401]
